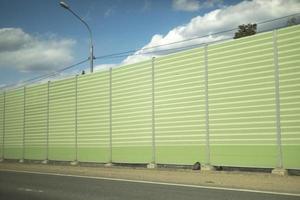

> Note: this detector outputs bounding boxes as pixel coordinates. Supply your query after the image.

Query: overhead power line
[0,59,89,90]
[94,12,300,60]
[1,12,299,90]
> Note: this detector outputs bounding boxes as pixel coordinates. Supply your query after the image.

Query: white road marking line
[2,168,299,197]
[18,187,43,193]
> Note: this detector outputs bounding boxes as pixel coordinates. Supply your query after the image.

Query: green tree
[287,17,297,26]
[234,23,257,39]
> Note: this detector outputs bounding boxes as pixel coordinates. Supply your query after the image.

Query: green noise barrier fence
[0,25,299,169]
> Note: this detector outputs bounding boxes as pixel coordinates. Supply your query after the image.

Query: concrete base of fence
[147,163,157,169]
[19,159,24,163]
[41,160,48,164]
[0,158,3,162]
[104,163,114,167]
[201,164,216,171]
[272,168,288,176]
[70,161,79,166]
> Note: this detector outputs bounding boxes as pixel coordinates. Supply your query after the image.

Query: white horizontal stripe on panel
[208,72,274,84]
[208,53,273,68]
[112,71,151,82]
[209,109,276,116]
[208,81,274,92]
[210,127,276,131]
[156,78,202,88]
[208,42,273,57]
[111,136,151,140]
[154,91,204,100]
[208,92,275,102]
[209,105,276,112]
[111,132,155,137]
[112,90,151,100]
[111,127,151,131]
[156,61,203,72]
[111,108,151,115]
[209,59,274,73]
[155,51,202,63]
[209,132,276,136]
[154,105,203,112]
[76,138,109,141]
[112,140,151,144]
[208,32,272,49]
[156,139,205,143]
[208,50,273,64]
[112,101,152,110]
[210,98,275,107]
[112,112,152,118]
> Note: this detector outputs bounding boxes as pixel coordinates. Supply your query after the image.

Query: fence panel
[207,32,277,168]
[0,25,299,169]
[0,92,4,158]
[4,88,24,159]
[77,72,110,162]
[155,48,206,165]
[24,84,48,160]
[49,78,76,161]
[277,25,300,169]
[111,61,153,163]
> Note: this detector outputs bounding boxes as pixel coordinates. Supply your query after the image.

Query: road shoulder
[0,162,299,195]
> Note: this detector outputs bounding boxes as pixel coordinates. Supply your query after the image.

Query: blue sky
[0,0,300,87]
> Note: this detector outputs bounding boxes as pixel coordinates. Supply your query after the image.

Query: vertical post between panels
[273,30,283,169]
[46,81,50,161]
[22,87,26,161]
[109,68,113,163]
[204,45,211,166]
[151,57,156,164]
[75,75,78,162]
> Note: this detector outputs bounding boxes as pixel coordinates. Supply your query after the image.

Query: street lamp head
[59,1,69,9]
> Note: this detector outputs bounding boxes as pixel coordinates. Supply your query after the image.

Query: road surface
[0,170,299,200]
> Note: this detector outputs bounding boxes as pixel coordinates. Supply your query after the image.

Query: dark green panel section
[156,146,205,165]
[282,146,300,169]
[155,48,206,165]
[4,88,24,159]
[48,147,75,161]
[112,147,151,163]
[78,147,109,162]
[24,84,48,160]
[77,72,110,162]
[208,31,277,168]
[49,78,76,161]
[210,146,277,167]
[111,61,152,163]
[278,25,300,169]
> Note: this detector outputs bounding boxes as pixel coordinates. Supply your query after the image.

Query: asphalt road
[0,170,299,200]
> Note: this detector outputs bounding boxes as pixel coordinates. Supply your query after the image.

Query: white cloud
[142,0,152,11]
[0,28,75,72]
[173,0,201,11]
[172,0,223,12]
[122,0,300,65]
[94,63,117,71]
[104,8,114,17]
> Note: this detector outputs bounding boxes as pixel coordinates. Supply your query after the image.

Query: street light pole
[60,1,94,73]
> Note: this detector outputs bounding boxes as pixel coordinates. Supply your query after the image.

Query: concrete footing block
[70,161,79,166]
[201,165,216,171]
[272,168,288,176]
[0,158,3,162]
[41,160,48,164]
[147,163,157,169]
[19,159,24,163]
[104,162,113,167]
